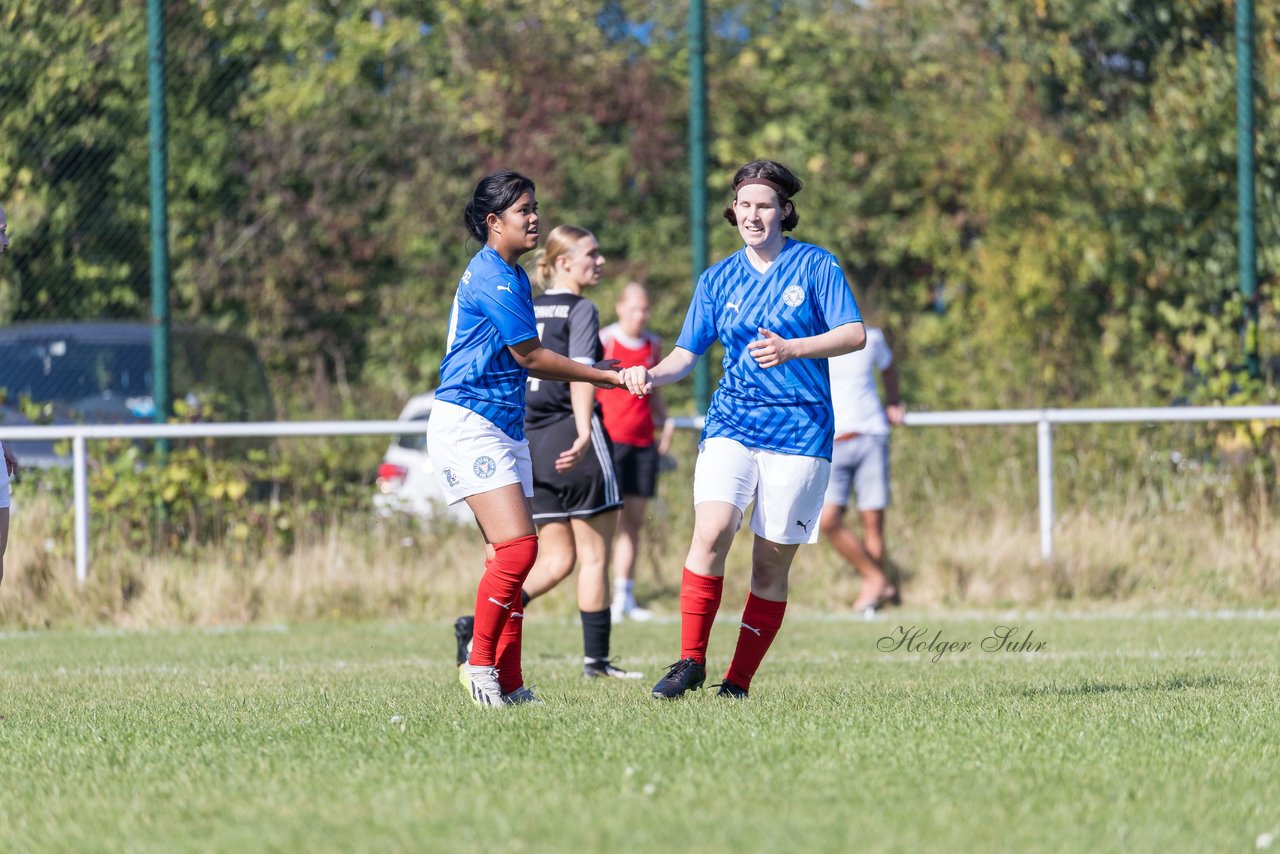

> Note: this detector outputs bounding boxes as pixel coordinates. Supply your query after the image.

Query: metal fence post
[1037,416,1054,561]
[73,433,90,585]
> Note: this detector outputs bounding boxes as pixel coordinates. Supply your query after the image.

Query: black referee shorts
[528,415,623,524]
[613,442,660,499]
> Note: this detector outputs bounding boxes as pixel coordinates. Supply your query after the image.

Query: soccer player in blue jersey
[621,159,867,699]
[452,223,642,684]
[428,171,629,707]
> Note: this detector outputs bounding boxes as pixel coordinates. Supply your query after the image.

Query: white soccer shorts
[427,400,533,506]
[692,437,831,545]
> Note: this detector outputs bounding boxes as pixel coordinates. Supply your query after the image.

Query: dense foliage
[1,0,1277,418]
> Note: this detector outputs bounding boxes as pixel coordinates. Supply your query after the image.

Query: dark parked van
[0,322,274,467]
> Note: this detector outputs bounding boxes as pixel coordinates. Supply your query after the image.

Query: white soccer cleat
[463,663,505,707]
[625,605,654,622]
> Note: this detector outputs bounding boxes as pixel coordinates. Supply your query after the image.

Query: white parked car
[374,393,473,524]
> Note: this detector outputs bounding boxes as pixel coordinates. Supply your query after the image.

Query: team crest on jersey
[782,285,805,307]
[473,456,497,479]
[442,467,459,487]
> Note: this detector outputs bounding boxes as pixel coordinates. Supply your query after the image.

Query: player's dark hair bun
[464,170,537,242]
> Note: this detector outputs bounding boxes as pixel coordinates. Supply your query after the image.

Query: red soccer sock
[680,568,724,665]
[494,606,525,694]
[469,534,539,668]
[724,593,787,690]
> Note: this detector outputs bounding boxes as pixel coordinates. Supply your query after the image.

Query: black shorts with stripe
[528,414,623,523]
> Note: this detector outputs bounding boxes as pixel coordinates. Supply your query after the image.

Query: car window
[396,413,429,451]
[0,328,273,424]
[0,339,153,420]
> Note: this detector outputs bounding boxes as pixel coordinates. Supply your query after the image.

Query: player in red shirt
[597,282,676,622]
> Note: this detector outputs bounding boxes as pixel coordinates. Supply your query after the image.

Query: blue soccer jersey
[435,246,540,440]
[675,238,862,460]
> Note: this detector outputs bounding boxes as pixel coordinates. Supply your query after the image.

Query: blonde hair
[617,280,649,306]
[532,224,594,289]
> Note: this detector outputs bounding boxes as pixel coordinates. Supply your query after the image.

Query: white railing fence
[3,404,1279,586]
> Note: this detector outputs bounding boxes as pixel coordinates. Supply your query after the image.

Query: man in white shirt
[819,327,904,616]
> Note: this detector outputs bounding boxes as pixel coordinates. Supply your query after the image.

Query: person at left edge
[428,171,631,708]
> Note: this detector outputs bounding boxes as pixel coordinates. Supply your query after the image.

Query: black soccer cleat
[583,658,644,680]
[713,680,749,700]
[453,615,474,667]
[651,658,706,699]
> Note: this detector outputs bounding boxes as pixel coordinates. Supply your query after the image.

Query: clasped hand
[620,366,653,397]
[589,359,649,396]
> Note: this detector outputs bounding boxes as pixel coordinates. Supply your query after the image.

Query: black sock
[580,608,611,662]
[521,589,531,607]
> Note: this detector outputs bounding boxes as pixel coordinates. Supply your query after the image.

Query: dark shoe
[583,658,644,680]
[854,584,902,619]
[651,658,706,699]
[713,680,749,699]
[453,615,474,667]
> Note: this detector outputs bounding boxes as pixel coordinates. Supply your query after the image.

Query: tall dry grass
[2,422,1277,628]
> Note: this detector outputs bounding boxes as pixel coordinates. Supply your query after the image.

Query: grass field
[1,611,1277,852]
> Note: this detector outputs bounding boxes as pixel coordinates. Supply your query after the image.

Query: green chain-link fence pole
[1237,0,1260,379]
[689,0,710,413]
[149,0,172,427]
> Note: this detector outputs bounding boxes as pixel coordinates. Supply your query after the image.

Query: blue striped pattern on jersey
[676,239,862,459]
[435,246,540,440]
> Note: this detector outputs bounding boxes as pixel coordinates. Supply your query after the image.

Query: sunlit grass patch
[0,614,1276,852]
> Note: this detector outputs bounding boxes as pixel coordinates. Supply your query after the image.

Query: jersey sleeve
[815,253,862,331]
[675,272,718,355]
[472,268,538,346]
[567,299,601,364]
[599,322,617,350]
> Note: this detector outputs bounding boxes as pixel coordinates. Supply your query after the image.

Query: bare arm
[747,322,866,369]
[882,361,906,426]
[648,347,699,388]
[621,346,698,396]
[555,379,600,472]
[510,338,621,389]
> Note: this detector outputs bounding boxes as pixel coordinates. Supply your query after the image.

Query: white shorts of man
[824,433,890,512]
